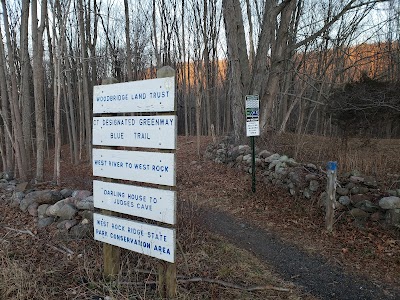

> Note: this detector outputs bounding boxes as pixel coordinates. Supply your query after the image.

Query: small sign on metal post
[245,95,260,193]
[245,95,260,137]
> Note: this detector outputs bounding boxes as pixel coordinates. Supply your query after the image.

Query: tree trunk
[32,0,47,182]
[20,0,32,173]
[124,0,133,81]
[222,0,249,142]
[0,27,13,173]
[1,0,27,180]
[78,0,92,162]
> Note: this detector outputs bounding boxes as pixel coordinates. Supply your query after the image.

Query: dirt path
[201,208,400,300]
[177,136,400,300]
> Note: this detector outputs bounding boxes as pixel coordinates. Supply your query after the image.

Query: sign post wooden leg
[100,78,120,279]
[102,209,120,278]
[156,66,177,299]
[166,262,177,298]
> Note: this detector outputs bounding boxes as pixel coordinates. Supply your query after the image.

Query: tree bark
[1,0,27,180]
[124,0,133,81]
[0,27,12,173]
[20,0,32,172]
[32,0,47,182]
[222,0,249,142]
[78,0,92,162]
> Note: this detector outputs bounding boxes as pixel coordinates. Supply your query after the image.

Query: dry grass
[0,194,312,300]
[261,132,400,187]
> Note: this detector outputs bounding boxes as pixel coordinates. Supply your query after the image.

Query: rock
[350,176,364,184]
[370,211,383,222]
[289,171,305,187]
[351,194,372,205]
[274,162,287,172]
[379,196,400,210]
[268,160,279,170]
[2,171,14,181]
[279,155,289,162]
[387,190,398,196]
[72,190,92,199]
[243,154,252,164]
[336,187,349,196]
[355,200,379,213]
[338,196,351,206]
[69,224,92,239]
[350,187,360,194]
[349,208,370,219]
[57,219,78,230]
[11,192,25,207]
[350,170,362,177]
[38,204,50,218]
[15,182,29,192]
[75,196,94,210]
[397,189,400,197]
[38,217,55,228]
[258,150,272,159]
[286,158,299,167]
[236,155,243,163]
[306,163,317,170]
[345,182,355,190]
[363,176,377,188]
[305,174,318,181]
[46,198,75,216]
[20,190,63,212]
[265,153,280,163]
[60,188,73,198]
[0,182,7,190]
[228,146,239,159]
[78,210,93,221]
[56,204,78,220]
[309,180,320,192]
[359,187,370,194]
[238,145,251,154]
[385,209,400,226]
[27,202,39,217]
[303,188,312,199]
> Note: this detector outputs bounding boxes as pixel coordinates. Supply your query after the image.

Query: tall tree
[20,0,32,173]
[1,0,28,180]
[32,0,47,182]
[0,27,12,174]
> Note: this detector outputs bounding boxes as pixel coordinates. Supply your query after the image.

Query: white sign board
[93,77,175,113]
[94,213,175,263]
[245,95,260,137]
[93,116,177,149]
[93,180,176,224]
[93,148,175,186]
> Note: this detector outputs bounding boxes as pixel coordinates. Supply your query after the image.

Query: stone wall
[204,136,400,229]
[0,174,93,238]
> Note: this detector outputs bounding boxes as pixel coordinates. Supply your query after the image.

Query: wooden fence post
[326,161,337,232]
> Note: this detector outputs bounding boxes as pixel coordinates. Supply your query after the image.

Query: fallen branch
[3,226,35,237]
[177,277,291,292]
[46,243,70,255]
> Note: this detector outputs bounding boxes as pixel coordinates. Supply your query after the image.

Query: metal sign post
[245,95,260,193]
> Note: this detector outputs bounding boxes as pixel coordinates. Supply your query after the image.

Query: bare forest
[0,0,400,181]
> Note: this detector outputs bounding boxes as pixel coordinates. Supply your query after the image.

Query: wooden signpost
[326,161,337,232]
[92,68,177,297]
